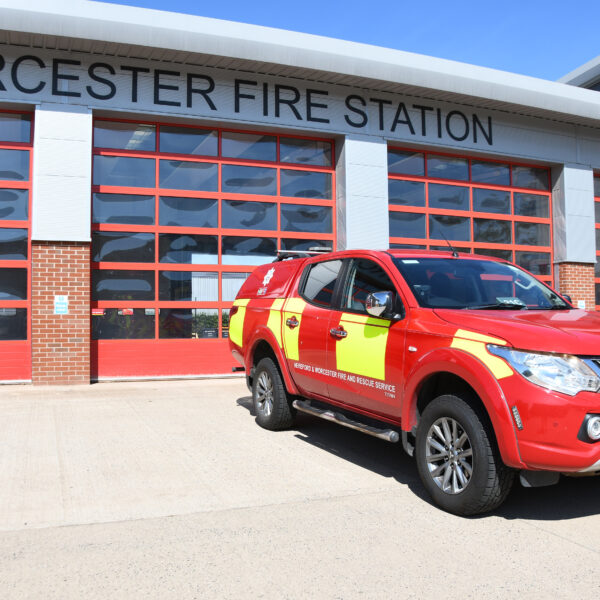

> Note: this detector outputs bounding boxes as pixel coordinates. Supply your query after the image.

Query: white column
[552,164,596,264]
[336,134,388,250]
[32,103,92,242]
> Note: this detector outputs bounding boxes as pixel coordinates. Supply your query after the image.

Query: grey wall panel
[339,136,389,250]
[32,103,92,242]
[552,165,595,264]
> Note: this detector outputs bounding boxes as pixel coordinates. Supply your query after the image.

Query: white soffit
[1,0,600,127]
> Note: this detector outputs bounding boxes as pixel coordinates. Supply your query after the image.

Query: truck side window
[301,259,343,308]
[342,259,396,314]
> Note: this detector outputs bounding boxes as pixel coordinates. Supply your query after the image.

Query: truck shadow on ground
[237,396,600,521]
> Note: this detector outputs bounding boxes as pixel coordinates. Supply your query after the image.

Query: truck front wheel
[252,357,296,431]
[415,394,514,516]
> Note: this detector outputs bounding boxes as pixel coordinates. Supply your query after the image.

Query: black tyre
[252,357,296,431]
[415,394,514,516]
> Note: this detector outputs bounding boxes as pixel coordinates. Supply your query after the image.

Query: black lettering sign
[275,84,302,120]
[344,95,367,128]
[86,63,116,100]
[0,55,6,92]
[413,104,433,136]
[446,110,469,141]
[11,55,45,94]
[52,59,81,97]
[154,69,181,107]
[187,73,216,110]
[306,89,329,123]
[473,114,493,145]
[391,102,415,134]
[121,65,150,103]
[370,98,392,131]
[234,79,257,113]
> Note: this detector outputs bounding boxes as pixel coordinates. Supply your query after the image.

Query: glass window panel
[222,309,230,339]
[222,273,250,302]
[514,193,549,218]
[594,178,600,198]
[515,222,550,246]
[472,188,510,214]
[280,204,332,233]
[222,200,277,230]
[471,161,510,185]
[92,270,154,301]
[159,160,218,191]
[221,165,277,195]
[388,180,425,207]
[429,183,469,210]
[0,308,27,340]
[388,150,424,176]
[389,243,427,249]
[92,232,154,263]
[427,155,468,181]
[159,308,219,339]
[280,169,332,199]
[597,229,600,251]
[474,248,512,262]
[280,138,332,166]
[302,260,343,308]
[281,239,332,252]
[92,308,155,340]
[0,114,31,143]
[597,283,600,306]
[389,212,426,238]
[595,202,600,224]
[0,149,29,181]
[0,268,27,299]
[92,193,154,225]
[512,166,549,191]
[0,228,27,260]
[93,156,155,188]
[159,234,218,264]
[94,121,156,151]
[430,246,472,253]
[159,126,217,156]
[474,219,512,245]
[0,188,28,220]
[429,215,471,241]
[515,251,551,276]
[595,261,600,278]
[221,132,276,161]
[342,259,396,313]
[159,197,217,228]
[221,236,277,265]
[159,271,218,301]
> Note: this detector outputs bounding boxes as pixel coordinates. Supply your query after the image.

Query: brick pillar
[557,262,595,310]
[31,242,90,384]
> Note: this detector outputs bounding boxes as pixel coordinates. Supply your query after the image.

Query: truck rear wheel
[252,357,296,431]
[415,394,514,516]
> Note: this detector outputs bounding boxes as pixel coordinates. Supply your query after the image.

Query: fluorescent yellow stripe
[450,337,513,379]
[266,298,285,347]
[454,329,506,345]
[229,307,246,347]
[233,298,251,307]
[340,312,391,328]
[282,298,307,361]
[336,316,389,380]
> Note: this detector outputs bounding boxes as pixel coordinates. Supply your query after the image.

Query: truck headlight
[487,345,600,396]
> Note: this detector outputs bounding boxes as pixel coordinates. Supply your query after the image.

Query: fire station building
[1,1,600,384]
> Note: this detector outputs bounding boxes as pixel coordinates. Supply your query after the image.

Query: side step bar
[293,399,400,443]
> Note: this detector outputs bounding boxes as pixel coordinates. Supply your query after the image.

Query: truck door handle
[330,327,347,339]
[286,316,299,329]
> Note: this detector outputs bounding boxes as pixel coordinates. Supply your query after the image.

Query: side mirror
[562,294,572,304]
[366,291,393,318]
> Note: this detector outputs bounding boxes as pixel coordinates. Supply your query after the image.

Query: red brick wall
[557,262,595,310]
[31,242,90,384]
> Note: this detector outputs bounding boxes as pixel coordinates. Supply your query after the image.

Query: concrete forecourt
[0,378,599,598]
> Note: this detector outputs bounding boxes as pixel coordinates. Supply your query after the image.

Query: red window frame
[388,146,554,286]
[91,117,336,377]
[594,175,600,310]
[0,109,33,381]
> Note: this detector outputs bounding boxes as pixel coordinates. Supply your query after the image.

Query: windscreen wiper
[462,302,528,310]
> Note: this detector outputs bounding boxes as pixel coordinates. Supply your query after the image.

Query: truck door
[326,257,406,419]
[283,258,344,399]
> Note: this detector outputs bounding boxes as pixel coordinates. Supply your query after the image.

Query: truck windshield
[392,257,570,310]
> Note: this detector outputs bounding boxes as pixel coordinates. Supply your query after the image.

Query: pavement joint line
[516,519,600,555]
[0,487,403,535]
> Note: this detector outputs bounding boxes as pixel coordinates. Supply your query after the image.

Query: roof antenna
[441,233,459,258]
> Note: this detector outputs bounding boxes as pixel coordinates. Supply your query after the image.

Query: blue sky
[97,0,600,81]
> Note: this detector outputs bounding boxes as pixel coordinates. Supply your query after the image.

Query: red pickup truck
[229,249,600,515]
